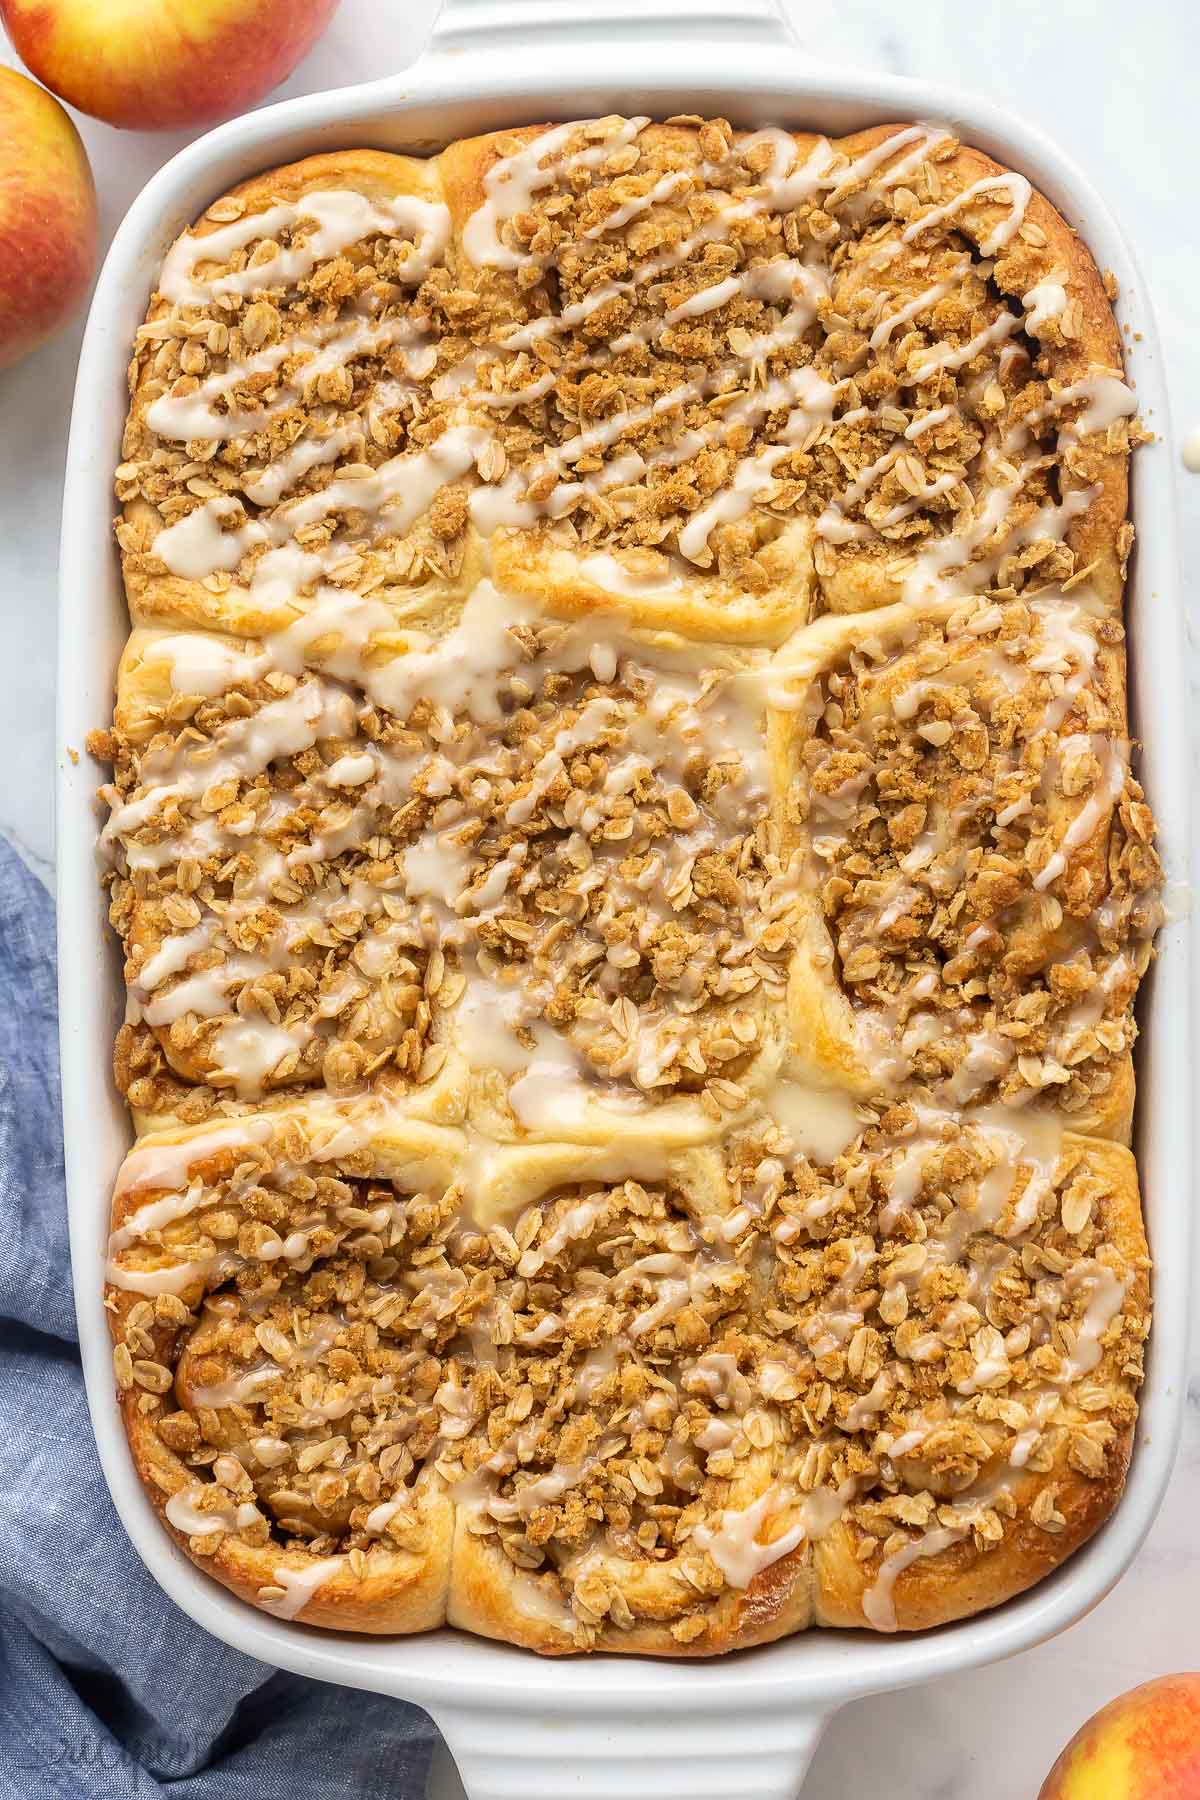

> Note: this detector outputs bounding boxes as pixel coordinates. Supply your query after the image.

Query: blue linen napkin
[0,836,437,1798]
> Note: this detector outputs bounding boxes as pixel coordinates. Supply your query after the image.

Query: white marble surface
[2,0,1196,1793]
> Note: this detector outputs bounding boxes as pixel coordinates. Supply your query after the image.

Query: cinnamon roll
[776,587,1158,1138]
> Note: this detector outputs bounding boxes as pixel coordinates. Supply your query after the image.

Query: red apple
[0,0,341,131]
[1039,1674,1200,1799]
[0,66,97,370]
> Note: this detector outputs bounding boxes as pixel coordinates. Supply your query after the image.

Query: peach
[1039,1674,1200,1799]
[0,0,340,131]
[0,66,97,370]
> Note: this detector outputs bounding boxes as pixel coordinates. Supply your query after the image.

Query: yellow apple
[0,66,97,370]
[1039,1674,1200,1799]
[0,0,340,131]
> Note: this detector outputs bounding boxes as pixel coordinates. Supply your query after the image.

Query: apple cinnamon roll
[116,150,466,643]
[777,588,1160,1138]
[746,1105,1150,1633]
[96,627,459,1109]
[439,1140,813,1654]
[105,1103,465,1631]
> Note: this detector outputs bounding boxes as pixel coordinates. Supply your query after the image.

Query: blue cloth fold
[0,837,436,1799]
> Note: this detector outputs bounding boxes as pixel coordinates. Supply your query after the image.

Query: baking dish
[55,0,1192,1792]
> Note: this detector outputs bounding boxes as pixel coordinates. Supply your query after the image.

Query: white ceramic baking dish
[56,2,1193,1793]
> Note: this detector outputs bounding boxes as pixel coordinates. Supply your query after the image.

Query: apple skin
[0,66,97,370]
[0,0,340,131]
[1039,1675,1200,1800]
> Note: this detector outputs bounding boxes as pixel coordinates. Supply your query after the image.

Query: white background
[2,1,1196,1793]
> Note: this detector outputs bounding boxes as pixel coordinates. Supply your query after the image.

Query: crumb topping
[789,591,1162,1116]
[108,1093,1147,1643]
[99,117,1160,1648]
[96,585,793,1115]
[116,118,1137,620]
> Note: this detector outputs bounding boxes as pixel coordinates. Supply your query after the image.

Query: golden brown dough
[92,114,1160,1653]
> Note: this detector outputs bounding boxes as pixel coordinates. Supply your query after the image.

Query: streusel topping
[786,590,1161,1117]
[116,119,1138,630]
[107,1088,1147,1642]
[99,117,1160,1649]
[97,582,793,1117]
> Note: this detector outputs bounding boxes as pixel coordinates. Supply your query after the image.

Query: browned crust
[435,124,548,237]
[447,1509,814,1657]
[814,1454,1126,1632]
[122,560,482,644]
[490,518,816,646]
[189,150,445,234]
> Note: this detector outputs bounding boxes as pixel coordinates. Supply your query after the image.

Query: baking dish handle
[427,0,796,54]
[428,1696,832,1799]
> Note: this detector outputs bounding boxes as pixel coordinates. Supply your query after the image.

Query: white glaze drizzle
[160,191,450,306]
[900,172,1032,256]
[259,1557,347,1620]
[692,1476,859,1588]
[165,1483,264,1538]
